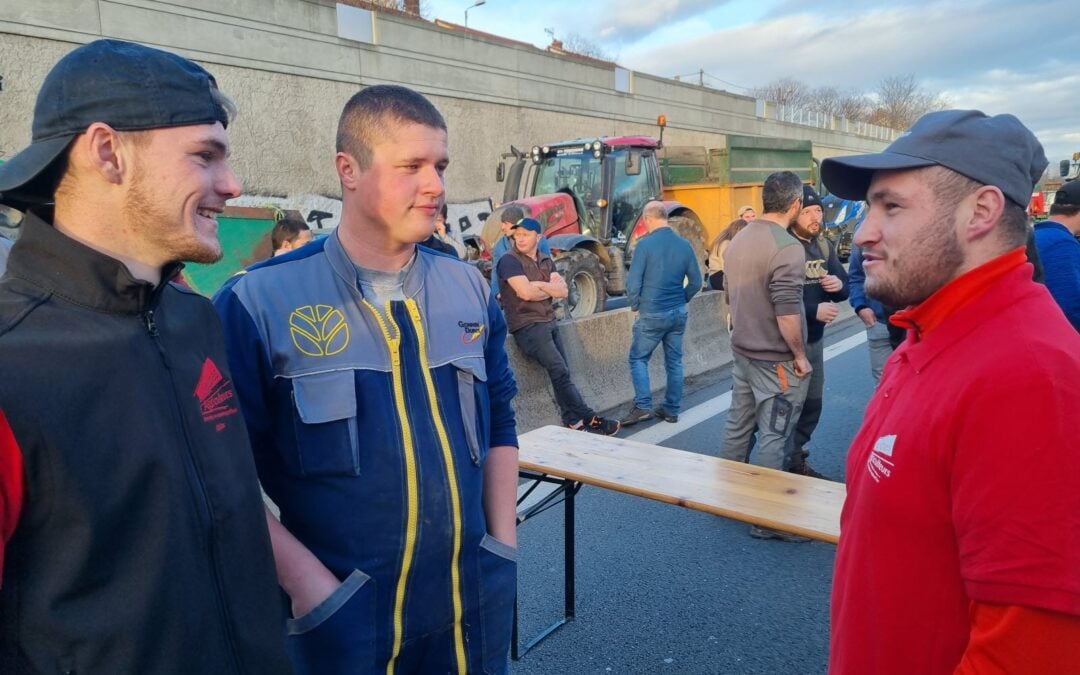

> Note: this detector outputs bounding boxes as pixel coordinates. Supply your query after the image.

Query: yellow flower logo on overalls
[290,305,350,356]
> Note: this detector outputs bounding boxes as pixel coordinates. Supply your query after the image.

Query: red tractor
[486,131,709,318]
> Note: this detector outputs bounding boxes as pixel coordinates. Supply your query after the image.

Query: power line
[670,70,751,92]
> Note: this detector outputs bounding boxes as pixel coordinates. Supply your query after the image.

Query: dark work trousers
[513,320,594,425]
[790,337,825,467]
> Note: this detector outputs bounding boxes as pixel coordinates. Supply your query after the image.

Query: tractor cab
[496,136,662,249]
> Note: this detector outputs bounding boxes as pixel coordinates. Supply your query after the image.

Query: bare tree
[805,86,871,121]
[834,90,873,122]
[559,32,613,61]
[750,74,945,128]
[868,74,948,130]
[343,0,431,18]
[749,77,812,110]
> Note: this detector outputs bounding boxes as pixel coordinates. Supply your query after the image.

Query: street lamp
[464,0,485,28]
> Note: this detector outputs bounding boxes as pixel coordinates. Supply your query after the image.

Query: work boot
[584,415,620,436]
[654,406,678,423]
[787,461,828,480]
[620,406,654,426]
[748,525,811,543]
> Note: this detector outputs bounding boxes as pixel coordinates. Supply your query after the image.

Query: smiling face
[855,168,965,307]
[121,122,240,265]
[341,119,448,249]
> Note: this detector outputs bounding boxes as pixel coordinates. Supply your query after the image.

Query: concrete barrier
[507,291,855,432]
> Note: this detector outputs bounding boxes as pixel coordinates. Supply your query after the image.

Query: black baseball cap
[0,39,231,207]
[821,109,1047,207]
[1054,180,1080,206]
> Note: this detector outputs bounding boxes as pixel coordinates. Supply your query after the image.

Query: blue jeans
[628,308,688,414]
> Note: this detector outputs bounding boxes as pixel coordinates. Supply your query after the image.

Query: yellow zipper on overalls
[361,299,421,675]
[405,298,468,675]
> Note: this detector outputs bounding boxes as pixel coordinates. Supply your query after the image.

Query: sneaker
[654,406,678,423]
[620,406,654,426]
[749,525,811,543]
[787,462,828,480]
[585,415,620,436]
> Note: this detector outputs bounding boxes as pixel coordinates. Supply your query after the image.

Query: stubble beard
[123,170,223,266]
[865,212,964,308]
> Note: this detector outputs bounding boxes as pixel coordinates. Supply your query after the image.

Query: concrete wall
[507,292,856,432]
[0,0,888,206]
[507,291,727,431]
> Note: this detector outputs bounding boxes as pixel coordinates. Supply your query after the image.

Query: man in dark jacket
[0,40,290,674]
[786,185,848,478]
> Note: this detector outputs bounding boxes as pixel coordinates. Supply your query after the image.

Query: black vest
[498,249,556,333]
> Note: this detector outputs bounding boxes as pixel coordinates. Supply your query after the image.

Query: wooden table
[513,425,846,658]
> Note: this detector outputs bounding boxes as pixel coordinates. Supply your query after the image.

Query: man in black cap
[0,40,290,673]
[785,184,847,478]
[823,110,1080,674]
[1033,179,1080,330]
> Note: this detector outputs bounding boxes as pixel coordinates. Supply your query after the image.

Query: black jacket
[0,214,291,674]
[793,232,849,344]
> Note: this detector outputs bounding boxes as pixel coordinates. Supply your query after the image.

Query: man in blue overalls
[215,85,520,674]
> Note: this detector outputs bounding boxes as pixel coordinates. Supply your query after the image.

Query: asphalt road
[511,316,873,675]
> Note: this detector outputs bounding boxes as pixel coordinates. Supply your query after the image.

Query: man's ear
[78,123,128,185]
[336,152,362,191]
[965,185,1006,242]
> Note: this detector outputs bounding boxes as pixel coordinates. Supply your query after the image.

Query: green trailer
[180,206,276,295]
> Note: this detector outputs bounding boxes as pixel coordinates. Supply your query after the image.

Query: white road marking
[626,330,868,445]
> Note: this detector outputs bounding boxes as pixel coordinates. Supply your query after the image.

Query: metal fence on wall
[756,101,900,142]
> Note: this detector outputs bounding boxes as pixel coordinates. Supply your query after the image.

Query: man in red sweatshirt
[822,110,1080,674]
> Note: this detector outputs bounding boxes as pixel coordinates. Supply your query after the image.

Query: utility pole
[699,69,704,87]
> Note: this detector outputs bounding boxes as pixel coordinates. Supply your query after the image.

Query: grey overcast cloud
[434,0,1079,166]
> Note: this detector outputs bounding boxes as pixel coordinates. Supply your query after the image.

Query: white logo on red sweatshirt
[867,434,896,483]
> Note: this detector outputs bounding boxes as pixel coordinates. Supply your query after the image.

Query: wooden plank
[518,425,844,543]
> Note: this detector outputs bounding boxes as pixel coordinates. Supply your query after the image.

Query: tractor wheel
[669,215,708,282]
[555,249,607,319]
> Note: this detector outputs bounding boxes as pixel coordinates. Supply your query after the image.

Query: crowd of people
[0,38,1077,675]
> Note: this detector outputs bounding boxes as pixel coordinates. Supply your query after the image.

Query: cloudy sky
[429,0,1079,165]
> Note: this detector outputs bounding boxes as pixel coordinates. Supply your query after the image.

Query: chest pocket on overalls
[454,356,490,466]
[290,370,360,476]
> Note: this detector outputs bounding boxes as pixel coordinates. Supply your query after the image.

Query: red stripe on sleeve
[0,408,24,586]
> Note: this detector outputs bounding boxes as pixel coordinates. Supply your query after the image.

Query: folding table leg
[512,474,579,660]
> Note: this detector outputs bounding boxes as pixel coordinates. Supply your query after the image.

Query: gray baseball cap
[821,109,1047,207]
